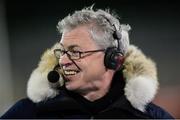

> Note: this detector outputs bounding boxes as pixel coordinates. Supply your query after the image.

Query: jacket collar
[27,44,158,112]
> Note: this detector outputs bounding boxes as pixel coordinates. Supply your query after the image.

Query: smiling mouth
[63,69,80,76]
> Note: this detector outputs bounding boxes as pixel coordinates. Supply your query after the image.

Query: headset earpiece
[100,15,124,70]
[104,24,124,70]
[104,47,123,70]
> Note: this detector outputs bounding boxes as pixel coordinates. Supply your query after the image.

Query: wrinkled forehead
[59,26,100,50]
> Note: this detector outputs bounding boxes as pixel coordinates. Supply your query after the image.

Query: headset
[103,16,124,70]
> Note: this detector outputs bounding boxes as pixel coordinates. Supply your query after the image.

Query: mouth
[63,69,80,76]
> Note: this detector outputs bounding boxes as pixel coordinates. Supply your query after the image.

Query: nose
[59,53,72,66]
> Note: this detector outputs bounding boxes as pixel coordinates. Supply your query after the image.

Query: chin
[65,83,72,90]
[66,84,85,94]
[65,82,77,91]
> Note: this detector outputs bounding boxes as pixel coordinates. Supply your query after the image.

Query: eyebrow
[60,43,79,48]
[68,45,80,48]
[66,44,82,51]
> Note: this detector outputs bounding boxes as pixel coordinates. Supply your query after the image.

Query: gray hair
[57,6,131,55]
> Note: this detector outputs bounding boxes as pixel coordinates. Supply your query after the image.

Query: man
[1,6,173,119]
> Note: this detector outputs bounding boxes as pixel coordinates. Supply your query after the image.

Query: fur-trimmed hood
[27,44,159,112]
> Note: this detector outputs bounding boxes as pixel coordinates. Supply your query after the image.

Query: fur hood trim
[27,44,159,112]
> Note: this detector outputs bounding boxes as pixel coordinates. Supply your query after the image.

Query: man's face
[59,26,107,93]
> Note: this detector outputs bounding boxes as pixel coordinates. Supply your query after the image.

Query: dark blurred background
[0,0,180,118]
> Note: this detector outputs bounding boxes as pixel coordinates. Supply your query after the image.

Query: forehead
[60,26,98,49]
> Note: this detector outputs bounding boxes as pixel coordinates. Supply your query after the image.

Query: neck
[81,70,115,101]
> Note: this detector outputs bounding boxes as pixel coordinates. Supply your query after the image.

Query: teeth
[64,70,78,76]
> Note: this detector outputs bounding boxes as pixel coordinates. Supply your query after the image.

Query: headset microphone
[47,64,64,89]
[48,70,60,83]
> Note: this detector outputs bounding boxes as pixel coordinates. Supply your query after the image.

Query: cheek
[81,55,106,79]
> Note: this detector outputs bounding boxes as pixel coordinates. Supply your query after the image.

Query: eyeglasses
[54,44,105,60]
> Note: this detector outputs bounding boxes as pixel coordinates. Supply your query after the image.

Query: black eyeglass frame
[54,49,105,60]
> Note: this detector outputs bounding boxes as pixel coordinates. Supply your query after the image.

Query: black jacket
[2,95,169,119]
[1,71,173,119]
